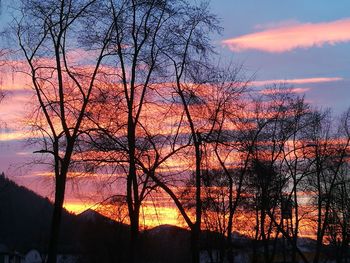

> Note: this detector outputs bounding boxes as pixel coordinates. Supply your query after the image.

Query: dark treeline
[2,0,349,263]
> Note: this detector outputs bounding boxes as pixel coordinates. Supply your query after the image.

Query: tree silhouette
[16,0,111,262]
[77,1,220,262]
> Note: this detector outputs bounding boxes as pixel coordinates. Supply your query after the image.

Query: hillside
[0,174,206,262]
[0,174,129,261]
[1,174,322,263]
[0,173,78,252]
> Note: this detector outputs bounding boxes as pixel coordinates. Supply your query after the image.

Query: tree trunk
[127,114,140,263]
[292,182,299,263]
[191,226,200,263]
[226,177,234,263]
[47,173,67,263]
[128,208,140,263]
[194,138,202,263]
[261,210,269,263]
[252,200,260,263]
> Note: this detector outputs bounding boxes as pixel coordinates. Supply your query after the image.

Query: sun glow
[64,201,95,214]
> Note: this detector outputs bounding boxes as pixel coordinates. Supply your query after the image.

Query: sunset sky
[212,0,350,113]
[1,0,350,228]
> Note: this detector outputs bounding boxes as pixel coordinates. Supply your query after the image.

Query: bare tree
[77,2,221,262]
[131,65,245,263]
[331,108,350,263]
[16,0,111,262]
[305,108,350,263]
[326,164,350,263]
[208,86,269,263]
[0,45,8,103]
[242,87,311,263]
[280,100,314,263]
[326,109,350,263]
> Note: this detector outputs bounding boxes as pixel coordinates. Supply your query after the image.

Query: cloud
[222,18,350,53]
[0,131,32,141]
[251,77,343,87]
[259,87,310,95]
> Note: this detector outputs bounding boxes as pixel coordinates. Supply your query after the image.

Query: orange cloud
[0,131,33,141]
[222,18,350,53]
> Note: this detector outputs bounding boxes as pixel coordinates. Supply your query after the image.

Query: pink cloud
[259,87,310,95]
[289,87,311,94]
[222,18,350,53]
[251,77,343,87]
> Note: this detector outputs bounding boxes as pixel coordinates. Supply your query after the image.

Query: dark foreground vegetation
[0,174,349,263]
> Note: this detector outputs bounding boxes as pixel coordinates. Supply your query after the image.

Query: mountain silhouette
[0,174,130,262]
[0,173,233,262]
[0,173,78,253]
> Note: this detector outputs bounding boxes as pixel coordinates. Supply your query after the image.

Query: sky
[210,0,350,112]
[1,0,350,226]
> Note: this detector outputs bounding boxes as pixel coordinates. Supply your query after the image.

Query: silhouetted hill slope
[139,225,229,263]
[0,173,78,252]
[140,224,191,263]
[77,208,115,224]
[0,174,224,261]
[0,174,130,261]
[76,209,130,263]
[5,174,321,263]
